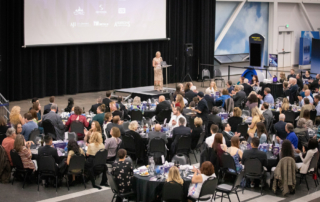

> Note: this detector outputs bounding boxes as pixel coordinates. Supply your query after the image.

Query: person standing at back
[89,97,102,114]
[287,69,296,81]
[192,92,209,123]
[44,96,59,115]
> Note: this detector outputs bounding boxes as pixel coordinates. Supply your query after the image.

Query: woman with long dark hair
[246,93,259,112]
[65,98,74,113]
[67,140,85,185]
[248,122,267,144]
[251,75,259,86]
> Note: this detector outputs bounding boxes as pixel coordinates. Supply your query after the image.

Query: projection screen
[24,0,167,47]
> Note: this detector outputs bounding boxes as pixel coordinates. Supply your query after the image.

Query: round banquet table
[140,136,173,162]
[266,151,301,172]
[271,110,300,123]
[134,173,192,202]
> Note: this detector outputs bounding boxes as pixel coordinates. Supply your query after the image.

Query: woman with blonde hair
[10,106,25,125]
[126,121,142,158]
[248,107,263,134]
[167,166,184,185]
[280,97,290,113]
[279,72,287,83]
[153,51,163,91]
[207,81,218,94]
[228,107,243,132]
[84,121,102,143]
[131,96,143,112]
[191,117,203,149]
[174,94,185,110]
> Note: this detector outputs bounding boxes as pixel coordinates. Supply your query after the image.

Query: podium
[162,65,172,92]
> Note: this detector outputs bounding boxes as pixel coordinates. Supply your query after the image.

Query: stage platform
[113,86,175,101]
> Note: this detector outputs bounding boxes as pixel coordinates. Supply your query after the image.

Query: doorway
[278,31,293,67]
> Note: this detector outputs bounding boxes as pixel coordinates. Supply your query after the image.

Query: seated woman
[299,85,313,98]
[246,93,259,112]
[91,104,106,127]
[271,140,295,179]
[248,122,267,144]
[125,121,142,158]
[66,140,85,185]
[29,109,39,124]
[131,96,142,111]
[206,81,218,94]
[279,72,287,83]
[248,107,263,134]
[32,102,42,121]
[84,121,102,143]
[280,98,290,114]
[10,106,25,125]
[85,132,106,189]
[65,106,90,140]
[105,127,122,162]
[294,118,309,150]
[303,70,313,80]
[103,112,113,135]
[65,98,74,113]
[167,166,184,185]
[188,161,216,200]
[14,123,23,135]
[295,139,318,174]
[191,117,203,150]
[215,89,231,108]
[112,149,134,201]
[174,94,185,110]
[300,98,315,118]
[14,134,36,171]
[110,101,123,118]
[250,75,259,87]
[302,109,314,128]
[212,133,227,166]
[227,136,243,173]
[228,107,243,133]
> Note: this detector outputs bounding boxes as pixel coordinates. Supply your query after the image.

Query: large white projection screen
[24,0,167,47]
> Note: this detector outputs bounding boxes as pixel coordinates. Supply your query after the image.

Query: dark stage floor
[114,86,176,101]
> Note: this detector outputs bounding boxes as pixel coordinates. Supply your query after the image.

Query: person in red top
[2,127,16,166]
[65,106,89,140]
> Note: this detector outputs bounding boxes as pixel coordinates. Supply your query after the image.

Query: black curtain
[0,0,215,101]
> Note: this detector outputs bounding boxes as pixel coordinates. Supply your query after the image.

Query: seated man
[185,86,197,103]
[274,114,287,140]
[232,85,246,108]
[154,95,171,123]
[276,123,298,149]
[203,88,215,108]
[105,115,125,135]
[221,123,240,147]
[38,135,60,174]
[2,128,16,166]
[171,118,191,156]
[257,87,274,105]
[168,107,186,129]
[41,104,65,140]
[242,78,253,96]
[205,124,226,147]
[173,83,185,99]
[43,96,59,115]
[299,89,313,106]
[148,124,168,156]
[22,112,38,141]
[89,97,102,114]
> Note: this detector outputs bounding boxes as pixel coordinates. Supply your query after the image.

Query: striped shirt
[18,146,35,170]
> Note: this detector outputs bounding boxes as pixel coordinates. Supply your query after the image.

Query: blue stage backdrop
[311,38,320,74]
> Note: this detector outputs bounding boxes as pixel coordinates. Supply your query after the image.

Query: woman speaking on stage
[153,51,163,91]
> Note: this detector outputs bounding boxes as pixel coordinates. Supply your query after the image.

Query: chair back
[149,137,166,155]
[93,149,108,168]
[10,149,24,169]
[122,121,130,131]
[284,111,296,124]
[242,110,250,117]
[202,69,211,79]
[68,155,86,173]
[214,69,222,77]
[308,152,319,172]
[70,121,85,135]
[42,119,56,137]
[224,98,234,114]
[198,177,218,199]
[221,152,237,172]
[188,116,195,129]
[38,155,56,175]
[244,158,263,177]
[68,132,78,141]
[122,133,136,153]
[131,110,143,122]
[236,123,248,139]
[0,133,6,145]
[157,109,172,124]
[107,171,119,193]
[162,181,184,201]
[28,128,40,144]
[195,132,206,150]
[172,153,190,165]
[310,110,317,122]
[176,135,192,154]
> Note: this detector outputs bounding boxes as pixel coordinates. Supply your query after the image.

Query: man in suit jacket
[274,114,287,140]
[43,96,59,115]
[89,97,102,114]
[170,118,191,156]
[242,137,267,169]
[242,79,253,96]
[41,104,65,140]
[204,89,214,110]
[148,124,168,155]
[296,74,303,90]
[309,74,320,92]
[287,69,296,81]
[105,115,125,135]
[232,85,246,108]
[185,86,197,103]
[207,107,222,131]
[261,103,273,133]
[102,91,112,112]
[221,123,240,147]
[38,135,60,175]
[154,96,171,123]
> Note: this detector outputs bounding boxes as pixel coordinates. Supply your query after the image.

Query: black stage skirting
[260,82,283,100]
[114,86,175,101]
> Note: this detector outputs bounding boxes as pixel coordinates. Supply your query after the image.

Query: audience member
[41,103,65,140]
[227,136,243,173]
[296,74,303,90]
[38,135,60,174]
[171,118,191,155]
[167,166,184,185]
[246,92,259,112]
[173,83,185,99]
[205,124,226,147]
[105,127,122,161]
[185,86,197,103]
[21,113,38,141]
[277,123,298,149]
[174,94,185,110]
[110,101,122,118]
[125,121,142,158]
[302,110,313,128]
[232,85,246,108]
[258,87,274,105]
[204,88,215,107]
[314,95,320,116]
[32,102,42,121]
[190,117,203,149]
[242,78,253,96]
[282,81,289,96]
[14,123,23,135]
[280,97,290,113]
[248,122,267,144]
[208,107,222,130]
[192,92,209,123]
[309,74,320,92]
[288,78,299,103]
[248,107,263,134]
[207,81,218,94]
[303,70,312,80]
[211,133,227,167]
[148,124,168,153]
[154,95,171,123]
[274,114,287,140]
[0,116,9,134]
[2,128,16,166]
[65,106,89,139]
[14,134,36,171]
[279,72,287,83]
[294,118,309,150]
[64,98,74,113]
[300,98,315,118]
[188,161,216,200]
[105,116,125,135]
[250,75,259,87]
[10,106,25,126]
[287,69,296,81]
[184,82,192,93]
[299,89,313,106]
[29,109,39,124]
[261,102,273,132]
[103,91,112,112]
[89,97,102,114]
[91,104,106,127]
[299,85,310,98]
[168,107,186,129]
[295,139,318,174]
[226,80,234,93]
[222,123,240,147]
[44,96,59,115]
[66,140,85,185]
[215,89,231,108]
[84,121,102,143]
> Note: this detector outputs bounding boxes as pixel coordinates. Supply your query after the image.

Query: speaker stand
[181,72,193,83]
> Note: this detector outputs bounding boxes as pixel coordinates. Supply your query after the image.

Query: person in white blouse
[205,124,226,148]
[295,139,318,174]
[168,107,186,129]
[206,81,218,94]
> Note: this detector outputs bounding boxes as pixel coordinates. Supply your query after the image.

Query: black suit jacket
[204,95,214,108]
[43,103,58,115]
[242,148,267,168]
[222,131,233,147]
[38,145,60,164]
[242,83,253,96]
[185,91,197,103]
[89,103,102,114]
[274,121,287,140]
[287,74,296,81]
[207,114,222,130]
[309,79,319,91]
[233,91,246,107]
[171,126,191,154]
[155,101,171,122]
[102,98,111,112]
[297,78,303,90]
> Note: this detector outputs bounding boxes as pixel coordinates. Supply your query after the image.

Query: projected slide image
[24,0,166,46]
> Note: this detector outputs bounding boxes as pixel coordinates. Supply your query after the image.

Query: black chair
[107,171,135,202]
[243,158,265,195]
[65,154,86,190]
[215,153,243,202]
[38,155,58,192]
[207,101,213,114]
[10,150,32,188]
[42,119,57,139]
[93,149,108,178]
[188,177,218,201]
[188,116,195,130]
[214,69,225,87]
[131,110,143,122]
[0,133,6,145]
[236,123,248,140]
[284,111,296,125]
[172,153,190,165]
[149,137,167,162]
[175,135,192,157]
[28,128,40,144]
[122,133,139,167]
[191,132,206,163]
[162,181,184,202]
[70,121,85,136]
[122,121,130,131]
[157,109,172,124]
[297,152,319,190]
[310,109,317,123]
